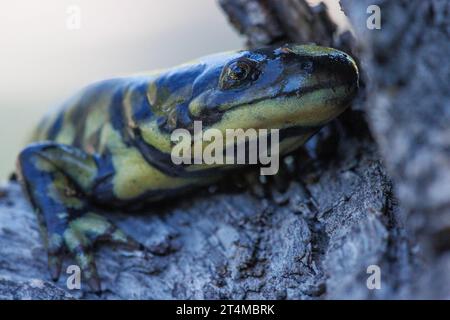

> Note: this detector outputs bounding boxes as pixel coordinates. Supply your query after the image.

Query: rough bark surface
[0,0,448,299]
[340,0,450,299]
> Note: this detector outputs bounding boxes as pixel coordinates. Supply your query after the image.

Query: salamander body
[17,44,358,291]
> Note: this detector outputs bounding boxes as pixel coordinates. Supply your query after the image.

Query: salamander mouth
[296,80,357,97]
[187,80,357,131]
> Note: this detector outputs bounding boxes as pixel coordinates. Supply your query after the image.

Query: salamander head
[186,44,358,133]
[144,44,358,158]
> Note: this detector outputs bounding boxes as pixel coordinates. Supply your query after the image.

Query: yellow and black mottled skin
[16,44,358,291]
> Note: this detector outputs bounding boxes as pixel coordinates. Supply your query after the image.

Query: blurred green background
[0,0,345,179]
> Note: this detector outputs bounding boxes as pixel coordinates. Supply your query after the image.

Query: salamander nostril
[304,51,359,96]
[328,53,359,86]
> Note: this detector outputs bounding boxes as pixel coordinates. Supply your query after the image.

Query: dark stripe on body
[131,123,320,178]
[46,111,65,140]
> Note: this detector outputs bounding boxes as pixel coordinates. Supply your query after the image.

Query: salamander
[16,44,358,291]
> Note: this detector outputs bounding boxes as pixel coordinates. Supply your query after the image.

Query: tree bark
[340,0,450,298]
[0,0,448,299]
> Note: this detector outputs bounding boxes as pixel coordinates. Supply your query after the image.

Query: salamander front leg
[17,142,142,292]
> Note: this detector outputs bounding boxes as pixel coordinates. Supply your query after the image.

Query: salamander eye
[219,58,259,90]
[300,60,314,73]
